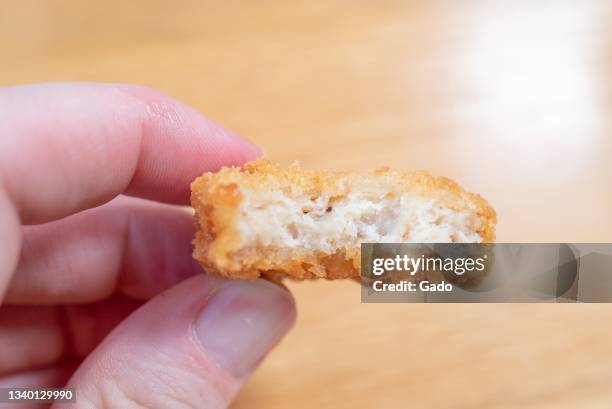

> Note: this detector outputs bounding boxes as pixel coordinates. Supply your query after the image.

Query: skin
[0,83,297,409]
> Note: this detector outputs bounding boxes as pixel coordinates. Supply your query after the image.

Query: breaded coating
[191,160,496,281]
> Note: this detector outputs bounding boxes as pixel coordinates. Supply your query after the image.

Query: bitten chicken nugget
[191,160,496,281]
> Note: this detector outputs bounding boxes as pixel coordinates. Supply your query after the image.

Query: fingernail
[194,280,296,377]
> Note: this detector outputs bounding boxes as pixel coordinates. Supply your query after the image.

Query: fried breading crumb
[191,160,496,281]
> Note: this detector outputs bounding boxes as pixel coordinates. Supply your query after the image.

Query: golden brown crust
[191,160,497,281]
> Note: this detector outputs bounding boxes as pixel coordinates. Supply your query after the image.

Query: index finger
[0,82,261,224]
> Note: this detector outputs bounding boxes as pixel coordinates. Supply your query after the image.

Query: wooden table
[2,1,612,407]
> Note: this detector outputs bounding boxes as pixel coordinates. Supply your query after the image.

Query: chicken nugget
[191,160,496,280]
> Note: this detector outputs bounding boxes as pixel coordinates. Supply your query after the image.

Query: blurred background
[1,1,612,407]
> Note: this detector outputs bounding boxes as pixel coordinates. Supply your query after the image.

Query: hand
[0,83,296,409]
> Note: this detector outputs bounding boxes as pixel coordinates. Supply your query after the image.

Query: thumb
[53,275,296,409]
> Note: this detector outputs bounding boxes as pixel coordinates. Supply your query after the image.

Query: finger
[0,190,20,300]
[53,275,296,409]
[62,296,142,359]
[0,361,77,409]
[0,361,77,389]
[0,297,141,377]
[0,82,261,225]
[0,306,65,377]
[5,196,202,305]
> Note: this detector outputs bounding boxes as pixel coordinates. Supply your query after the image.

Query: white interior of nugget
[235,187,482,252]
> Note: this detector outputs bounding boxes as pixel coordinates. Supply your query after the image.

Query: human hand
[0,83,296,408]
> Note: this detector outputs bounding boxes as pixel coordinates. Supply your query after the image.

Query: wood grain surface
[1,1,612,407]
